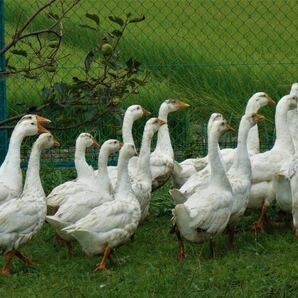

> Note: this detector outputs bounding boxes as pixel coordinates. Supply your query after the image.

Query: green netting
[2,0,297,166]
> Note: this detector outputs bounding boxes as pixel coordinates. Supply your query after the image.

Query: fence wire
[2,0,297,166]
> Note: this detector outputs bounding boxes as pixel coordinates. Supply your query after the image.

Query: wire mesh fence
[1,0,296,166]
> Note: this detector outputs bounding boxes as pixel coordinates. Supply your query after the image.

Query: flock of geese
[0,83,298,275]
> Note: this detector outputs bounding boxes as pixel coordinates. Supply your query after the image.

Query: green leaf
[126,58,141,72]
[108,15,124,26]
[111,30,122,37]
[79,24,96,31]
[11,49,27,57]
[47,12,59,20]
[85,13,100,26]
[126,12,132,18]
[84,51,95,74]
[129,15,145,23]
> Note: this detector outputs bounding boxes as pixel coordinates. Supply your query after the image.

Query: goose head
[16,114,50,136]
[246,92,275,114]
[120,143,138,159]
[76,133,99,149]
[160,99,190,115]
[244,113,265,128]
[125,105,151,122]
[101,139,122,155]
[290,83,298,96]
[281,94,298,111]
[35,133,60,150]
[143,117,166,138]
[210,114,234,138]
[207,113,224,131]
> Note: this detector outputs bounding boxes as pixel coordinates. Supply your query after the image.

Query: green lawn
[0,174,297,297]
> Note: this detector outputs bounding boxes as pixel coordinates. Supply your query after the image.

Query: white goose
[226,113,265,244]
[99,105,151,187]
[0,133,59,275]
[173,114,234,259]
[247,94,298,232]
[172,93,274,189]
[149,99,189,190]
[46,140,121,255]
[0,115,50,206]
[46,133,98,214]
[130,118,166,222]
[170,93,274,201]
[62,144,140,271]
[272,83,298,231]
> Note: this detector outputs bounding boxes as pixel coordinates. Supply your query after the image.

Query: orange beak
[142,108,151,116]
[92,139,100,148]
[226,124,235,132]
[36,115,51,123]
[53,138,60,147]
[37,123,49,134]
[175,100,190,109]
[267,97,275,105]
[157,118,167,126]
[253,113,266,122]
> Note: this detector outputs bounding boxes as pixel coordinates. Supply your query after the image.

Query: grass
[4,1,297,141]
[0,174,298,297]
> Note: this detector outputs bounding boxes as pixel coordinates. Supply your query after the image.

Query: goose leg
[65,241,73,257]
[15,250,33,265]
[94,246,111,272]
[54,233,73,256]
[250,204,268,233]
[175,225,185,260]
[1,251,15,275]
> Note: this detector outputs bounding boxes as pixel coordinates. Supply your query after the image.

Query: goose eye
[136,107,140,110]
[31,122,35,125]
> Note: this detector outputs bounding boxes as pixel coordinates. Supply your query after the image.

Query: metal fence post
[0,0,7,164]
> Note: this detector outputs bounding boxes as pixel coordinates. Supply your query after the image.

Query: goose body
[0,115,50,206]
[170,93,273,202]
[46,140,121,246]
[0,133,58,275]
[227,113,264,230]
[130,118,166,221]
[247,94,297,231]
[63,144,140,271]
[273,83,298,215]
[46,133,98,214]
[172,93,274,189]
[173,114,234,257]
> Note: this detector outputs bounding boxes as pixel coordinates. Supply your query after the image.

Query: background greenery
[4,0,297,158]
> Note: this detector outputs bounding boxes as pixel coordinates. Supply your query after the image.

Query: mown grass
[0,171,298,297]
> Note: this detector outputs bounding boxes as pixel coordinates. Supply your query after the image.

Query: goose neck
[137,130,153,182]
[97,147,111,193]
[0,128,25,173]
[231,117,252,176]
[122,114,135,146]
[154,107,173,157]
[23,143,44,197]
[208,129,231,189]
[273,101,294,153]
[115,154,132,197]
[74,142,89,179]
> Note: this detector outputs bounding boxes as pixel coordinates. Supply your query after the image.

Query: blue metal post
[0,0,7,164]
